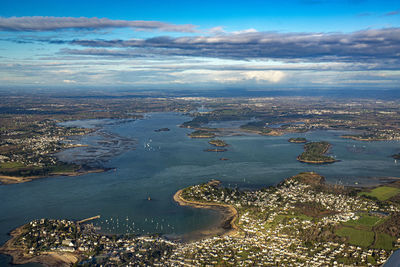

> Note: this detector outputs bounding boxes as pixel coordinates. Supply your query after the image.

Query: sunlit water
[1,112,400,266]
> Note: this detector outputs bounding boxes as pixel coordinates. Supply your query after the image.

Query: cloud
[64,28,400,66]
[243,71,285,82]
[63,79,76,83]
[0,16,197,32]
[170,69,286,84]
[384,10,399,16]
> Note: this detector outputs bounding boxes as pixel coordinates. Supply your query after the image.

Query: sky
[0,0,399,91]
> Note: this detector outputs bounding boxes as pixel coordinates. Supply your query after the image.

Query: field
[0,162,26,169]
[373,233,395,250]
[336,227,374,247]
[359,186,400,201]
[344,214,382,228]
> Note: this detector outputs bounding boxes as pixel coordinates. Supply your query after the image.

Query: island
[208,139,228,147]
[288,137,307,143]
[154,128,170,132]
[2,172,400,266]
[392,153,400,160]
[188,130,216,138]
[297,141,337,164]
[204,148,228,152]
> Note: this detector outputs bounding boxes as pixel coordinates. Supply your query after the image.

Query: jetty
[77,215,101,224]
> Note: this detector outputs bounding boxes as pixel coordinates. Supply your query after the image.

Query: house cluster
[16,218,176,266]
[11,176,399,266]
[0,121,90,167]
[179,177,396,265]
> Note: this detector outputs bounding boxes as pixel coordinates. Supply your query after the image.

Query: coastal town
[2,172,400,266]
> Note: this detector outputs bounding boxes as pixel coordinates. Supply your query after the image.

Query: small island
[392,153,400,160]
[204,148,228,152]
[297,141,337,164]
[288,137,307,143]
[188,130,216,138]
[154,128,170,132]
[208,139,228,147]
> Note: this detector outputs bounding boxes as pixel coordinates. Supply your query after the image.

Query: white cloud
[243,71,285,82]
[170,69,285,84]
[63,79,76,83]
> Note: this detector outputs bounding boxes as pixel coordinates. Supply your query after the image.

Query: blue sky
[0,0,399,90]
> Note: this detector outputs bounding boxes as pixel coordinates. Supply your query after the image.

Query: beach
[173,189,238,240]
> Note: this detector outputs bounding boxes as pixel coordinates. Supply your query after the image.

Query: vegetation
[373,233,395,250]
[208,139,228,147]
[336,227,374,247]
[344,214,382,228]
[0,163,81,177]
[0,162,26,169]
[359,186,400,201]
[297,141,337,164]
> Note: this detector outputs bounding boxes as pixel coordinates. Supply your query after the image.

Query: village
[2,172,400,266]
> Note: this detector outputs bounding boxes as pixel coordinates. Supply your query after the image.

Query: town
[2,172,400,266]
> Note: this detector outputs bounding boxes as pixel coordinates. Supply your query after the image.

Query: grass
[359,186,400,201]
[336,227,374,247]
[49,163,79,173]
[344,214,382,228]
[373,233,395,250]
[0,161,26,169]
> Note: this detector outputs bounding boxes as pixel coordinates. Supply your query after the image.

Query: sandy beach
[173,189,239,240]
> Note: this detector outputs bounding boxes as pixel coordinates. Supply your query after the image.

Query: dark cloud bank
[0,16,197,32]
[63,28,400,67]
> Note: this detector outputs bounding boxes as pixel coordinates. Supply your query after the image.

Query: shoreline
[297,143,337,164]
[173,189,238,240]
[0,226,79,267]
[0,168,108,185]
[296,156,337,164]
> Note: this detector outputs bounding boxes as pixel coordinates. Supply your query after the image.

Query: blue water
[1,112,400,266]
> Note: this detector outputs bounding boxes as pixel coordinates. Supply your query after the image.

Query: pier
[77,215,101,224]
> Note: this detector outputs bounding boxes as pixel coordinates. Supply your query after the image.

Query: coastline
[297,143,337,164]
[173,189,238,240]
[0,168,108,185]
[296,156,337,164]
[0,226,79,267]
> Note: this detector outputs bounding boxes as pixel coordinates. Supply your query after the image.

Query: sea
[1,111,400,266]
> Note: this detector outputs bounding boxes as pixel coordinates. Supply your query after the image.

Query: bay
[1,112,400,266]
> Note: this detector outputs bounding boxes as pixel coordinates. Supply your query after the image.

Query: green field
[336,227,374,247]
[359,186,400,201]
[0,162,26,169]
[373,233,395,250]
[344,215,382,228]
